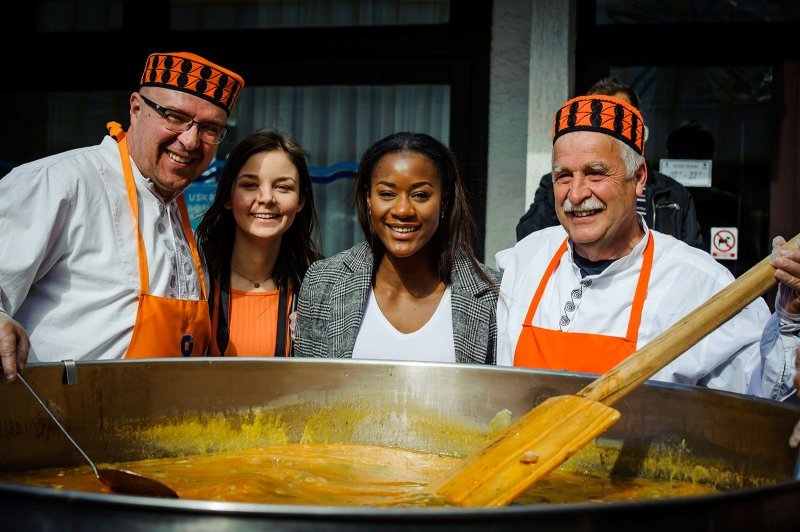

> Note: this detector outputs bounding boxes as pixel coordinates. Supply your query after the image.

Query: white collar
[565,216,650,278]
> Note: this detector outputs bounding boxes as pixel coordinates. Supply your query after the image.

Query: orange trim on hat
[552,95,645,156]
[140,52,245,115]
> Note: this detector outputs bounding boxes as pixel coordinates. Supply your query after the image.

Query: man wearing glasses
[0,52,245,381]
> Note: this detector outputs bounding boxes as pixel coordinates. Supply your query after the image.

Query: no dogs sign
[711,227,738,260]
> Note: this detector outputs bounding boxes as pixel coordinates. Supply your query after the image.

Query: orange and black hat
[140,52,244,115]
[552,95,645,156]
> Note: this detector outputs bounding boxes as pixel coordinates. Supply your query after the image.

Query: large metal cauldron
[1,358,799,531]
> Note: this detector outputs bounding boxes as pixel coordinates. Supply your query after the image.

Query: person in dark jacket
[516,78,704,249]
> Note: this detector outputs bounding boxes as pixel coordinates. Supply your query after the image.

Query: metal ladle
[17,373,178,499]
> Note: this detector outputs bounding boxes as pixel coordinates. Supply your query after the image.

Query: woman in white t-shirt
[295,132,500,364]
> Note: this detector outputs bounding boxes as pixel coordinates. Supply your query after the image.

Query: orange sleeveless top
[209,284,291,357]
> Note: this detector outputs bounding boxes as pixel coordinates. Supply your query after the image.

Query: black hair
[587,77,641,110]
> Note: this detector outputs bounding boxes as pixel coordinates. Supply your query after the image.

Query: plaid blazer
[294,241,501,364]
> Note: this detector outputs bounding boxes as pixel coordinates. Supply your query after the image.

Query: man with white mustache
[561,196,606,217]
[516,78,704,250]
[494,94,800,400]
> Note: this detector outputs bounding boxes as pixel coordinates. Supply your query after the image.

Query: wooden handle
[578,234,800,407]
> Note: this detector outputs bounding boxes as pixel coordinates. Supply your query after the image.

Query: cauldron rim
[57,356,800,407]
[2,477,799,518]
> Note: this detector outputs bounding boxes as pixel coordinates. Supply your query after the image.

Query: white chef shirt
[0,135,202,363]
[495,224,799,400]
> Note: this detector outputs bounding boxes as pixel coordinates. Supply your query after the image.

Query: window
[171,0,449,30]
[596,0,800,24]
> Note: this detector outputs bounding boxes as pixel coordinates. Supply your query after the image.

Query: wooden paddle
[430,234,800,507]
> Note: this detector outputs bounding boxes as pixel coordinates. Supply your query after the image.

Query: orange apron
[107,122,211,358]
[513,234,654,373]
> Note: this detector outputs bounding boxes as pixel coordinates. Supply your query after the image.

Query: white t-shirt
[352,287,456,362]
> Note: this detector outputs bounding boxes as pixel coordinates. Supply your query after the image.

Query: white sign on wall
[710,227,738,260]
[659,159,713,187]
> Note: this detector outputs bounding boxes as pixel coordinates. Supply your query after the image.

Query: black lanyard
[273,285,288,357]
[210,261,289,357]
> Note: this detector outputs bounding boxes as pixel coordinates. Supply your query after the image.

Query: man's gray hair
[616,137,646,179]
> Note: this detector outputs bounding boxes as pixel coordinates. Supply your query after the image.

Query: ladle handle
[17,373,100,479]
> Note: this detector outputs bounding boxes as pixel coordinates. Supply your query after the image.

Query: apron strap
[107,121,126,142]
[215,262,232,356]
[625,232,654,342]
[273,285,289,357]
[108,121,149,294]
[523,238,568,326]
[288,283,299,357]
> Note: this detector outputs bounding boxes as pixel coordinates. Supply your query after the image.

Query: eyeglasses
[139,95,229,144]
